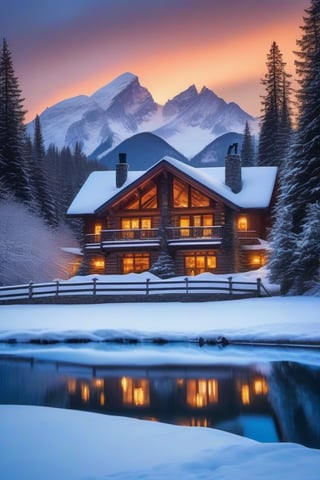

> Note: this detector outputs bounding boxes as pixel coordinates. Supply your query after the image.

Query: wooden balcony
[166,226,223,246]
[84,226,223,250]
[85,228,160,250]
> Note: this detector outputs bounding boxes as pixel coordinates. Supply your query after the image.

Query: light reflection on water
[0,345,320,449]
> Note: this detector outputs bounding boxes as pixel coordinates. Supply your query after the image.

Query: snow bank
[1,405,319,480]
[0,296,319,346]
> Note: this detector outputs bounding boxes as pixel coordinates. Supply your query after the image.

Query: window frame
[122,252,151,274]
[173,178,211,209]
[184,252,217,276]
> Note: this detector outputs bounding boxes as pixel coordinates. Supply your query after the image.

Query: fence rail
[0,277,271,302]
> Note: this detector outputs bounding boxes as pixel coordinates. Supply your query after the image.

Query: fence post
[146,278,150,295]
[28,281,33,299]
[228,276,233,296]
[257,278,261,297]
[55,280,60,297]
[92,277,98,296]
[185,277,189,294]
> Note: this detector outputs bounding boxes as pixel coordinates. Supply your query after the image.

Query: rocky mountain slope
[27,72,256,160]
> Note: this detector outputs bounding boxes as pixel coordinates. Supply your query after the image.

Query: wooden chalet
[67,152,277,277]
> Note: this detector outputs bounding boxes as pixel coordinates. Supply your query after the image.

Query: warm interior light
[241,384,250,405]
[94,224,102,236]
[67,379,77,394]
[187,379,218,408]
[251,255,262,265]
[93,259,105,268]
[121,377,150,406]
[133,387,144,406]
[253,378,268,395]
[237,216,248,231]
[93,378,104,388]
[81,383,90,403]
[122,253,150,274]
[100,392,105,406]
[190,417,208,427]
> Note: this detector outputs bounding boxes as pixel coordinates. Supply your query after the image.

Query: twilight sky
[0,0,310,122]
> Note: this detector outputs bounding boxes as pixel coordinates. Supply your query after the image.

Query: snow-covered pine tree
[285,0,320,233]
[31,114,57,227]
[0,38,31,203]
[269,0,320,294]
[258,41,292,168]
[293,202,320,294]
[240,121,255,166]
[268,153,298,294]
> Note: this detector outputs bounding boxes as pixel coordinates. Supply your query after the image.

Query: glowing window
[141,218,151,229]
[123,183,157,210]
[141,184,158,209]
[180,216,190,237]
[68,379,77,394]
[184,253,217,276]
[191,188,210,207]
[94,223,102,242]
[187,379,218,408]
[121,377,150,407]
[100,392,105,406]
[250,254,266,267]
[237,216,248,231]
[253,378,268,395]
[122,253,150,274]
[175,215,214,238]
[173,179,188,207]
[203,215,213,236]
[121,218,152,239]
[81,383,90,403]
[173,179,211,208]
[90,256,105,273]
[241,384,250,405]
[122,192,139,210]
[94,224,102,235]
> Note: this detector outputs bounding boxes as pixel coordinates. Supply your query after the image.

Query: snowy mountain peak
[91,72,138,110]
[163,85,199,117]
[27,72,256,159]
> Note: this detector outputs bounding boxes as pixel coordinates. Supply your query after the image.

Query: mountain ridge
[27,72,257,159]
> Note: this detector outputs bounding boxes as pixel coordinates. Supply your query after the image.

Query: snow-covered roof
[67,157,277,215]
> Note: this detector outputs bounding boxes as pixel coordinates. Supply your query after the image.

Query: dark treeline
[0,38,103,235]
[265,0,320,294]
[0,38,104,284]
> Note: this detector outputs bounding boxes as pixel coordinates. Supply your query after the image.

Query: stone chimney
[225,143,242,193]
[116,152,128,188]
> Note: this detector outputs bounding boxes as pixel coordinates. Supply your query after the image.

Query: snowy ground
[1,405,320,480]
[1,269,320,479]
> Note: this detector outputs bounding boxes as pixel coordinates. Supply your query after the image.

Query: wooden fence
[0,277,271,302]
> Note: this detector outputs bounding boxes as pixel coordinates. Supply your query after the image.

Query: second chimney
[116,152,128,188]
[225,144,242,193]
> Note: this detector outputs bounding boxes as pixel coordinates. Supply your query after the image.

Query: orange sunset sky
[0,0,310,122]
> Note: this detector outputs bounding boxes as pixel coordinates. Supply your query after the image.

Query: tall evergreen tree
[240,121,255,166]
[258,41,292,168]
[31,115,57,226]
[0,38,30,202]
[294,202,320,293]
[285,0,320,232]
[269,0,320,293]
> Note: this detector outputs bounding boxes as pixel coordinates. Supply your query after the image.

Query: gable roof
[67,156,277,215]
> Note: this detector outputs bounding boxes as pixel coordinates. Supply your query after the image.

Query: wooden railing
[85,225,223,245]
[0,277,271,302]
[166,226,223,240]
[85,228,159,244]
